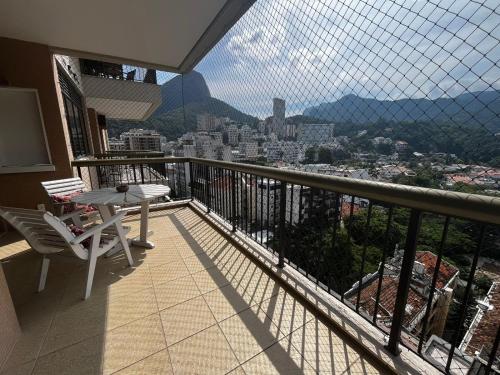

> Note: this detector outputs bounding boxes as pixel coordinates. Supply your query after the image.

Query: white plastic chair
[0,206,133,299]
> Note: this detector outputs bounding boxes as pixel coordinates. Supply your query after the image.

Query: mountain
[107,71,258,140]
[153,71,211,114]
[303,91,500,132]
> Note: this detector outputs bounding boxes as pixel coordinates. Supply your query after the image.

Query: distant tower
[272,98,285,139]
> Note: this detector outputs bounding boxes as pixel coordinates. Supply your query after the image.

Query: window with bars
[58,67,89,158]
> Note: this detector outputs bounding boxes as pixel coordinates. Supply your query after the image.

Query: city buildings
[108,137,127,151]
[265,141,305,163]
[272,97,285,139]
[238,142,258,160]
[297,123,335,144]
[120,129,161,151]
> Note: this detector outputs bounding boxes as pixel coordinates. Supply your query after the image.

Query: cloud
[227,25,285,62]
[195,0,500,118]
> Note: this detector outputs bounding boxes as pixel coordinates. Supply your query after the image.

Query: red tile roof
[415,251,458,289]
[463,282,500,360]
[350,251,458,328]
[352,276,427,327]
[340,202,360,219]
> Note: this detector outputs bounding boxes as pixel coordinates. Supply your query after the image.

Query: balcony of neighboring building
[80,59,162,121]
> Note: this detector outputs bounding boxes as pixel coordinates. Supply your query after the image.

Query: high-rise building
[120,129,161,151]
[108,137,126,151]
[239,142,258,159]
[272,98,285,139]
[227,125,239,146]
[239,125,252,143]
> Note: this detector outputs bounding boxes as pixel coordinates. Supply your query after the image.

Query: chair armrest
[71,212,126,245]
[59,208,85,222]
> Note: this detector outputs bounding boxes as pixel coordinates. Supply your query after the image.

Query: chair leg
[116,223,134,267]
[84,250,97,300]
[38,256,50,292]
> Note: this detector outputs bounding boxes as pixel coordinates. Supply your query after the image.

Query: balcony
[1,205,397,374]
[69,157,500,374]
[80,59,162,121]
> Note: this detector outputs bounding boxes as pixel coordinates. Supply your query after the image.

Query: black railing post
[140,164,145,184]
[77,166,82,179]
[205,165,210,213]
[386,208,422,355]
[277,181,287,268]
[231,170,237,232]
[189,162,194,200]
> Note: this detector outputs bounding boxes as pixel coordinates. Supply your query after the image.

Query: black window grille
[58,67,89,157]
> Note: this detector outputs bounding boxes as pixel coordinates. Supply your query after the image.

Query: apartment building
[120,129,161,151]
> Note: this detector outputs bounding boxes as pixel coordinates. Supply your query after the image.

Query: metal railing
[93,151,165,159]
[72,157,500,374]
[80,59,157,84]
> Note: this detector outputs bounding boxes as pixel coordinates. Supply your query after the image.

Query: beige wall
[0,264,20,369]
[87,108,104,154]
[0,38,78,208]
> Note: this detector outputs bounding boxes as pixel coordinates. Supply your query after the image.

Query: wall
[0,38,74,208]
[87,108,104,154]
[0,264,20,370]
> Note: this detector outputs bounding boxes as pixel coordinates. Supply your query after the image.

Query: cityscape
[108,95,500,197]
[1,0,499,374]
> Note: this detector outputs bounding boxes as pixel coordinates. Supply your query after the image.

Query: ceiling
[0,0,254,73]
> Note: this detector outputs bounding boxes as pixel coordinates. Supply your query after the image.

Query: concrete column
[87,108,103,154]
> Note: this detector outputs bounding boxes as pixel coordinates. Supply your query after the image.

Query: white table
[72,184,171,249]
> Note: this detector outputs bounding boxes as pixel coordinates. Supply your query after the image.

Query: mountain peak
[154,70,211,114]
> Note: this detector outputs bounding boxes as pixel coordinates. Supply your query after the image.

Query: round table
[72,184,171,249]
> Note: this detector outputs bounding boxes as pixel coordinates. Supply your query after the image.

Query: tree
[318,147,333,163]
[304,147,317,163]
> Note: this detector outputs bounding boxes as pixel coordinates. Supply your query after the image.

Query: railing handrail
[71,157,500,225]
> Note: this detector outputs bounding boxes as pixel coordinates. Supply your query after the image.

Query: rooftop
[460,282,500,363]
[347,251,459,329]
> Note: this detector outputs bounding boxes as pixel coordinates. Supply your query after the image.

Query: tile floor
[0,206,384,374]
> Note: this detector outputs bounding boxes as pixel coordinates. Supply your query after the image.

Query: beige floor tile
[258,291,315,336]
[60,267,153,308]
[227,367,246,375]
[168,325,239,375]
[172,241,206,260]
[0,360,35,375]
[33,334,104,375]
[219,305,283,363]
[33,314,166,375]
[150,260,190,285]
[182,252,216,274]
[218,249,252,274]
[191,267,231,294]
[2,304,56,369]
[41,287,158,355]
[289,319,369,374]
[102,313,167,374]
[203,284,255,322]
[347,357,385,374]
[154,275,201,310]
[232,276,282,308]
[160,296,216,346]
[114,349,173,374]
[241,337,316,375]
[130,246,182,268]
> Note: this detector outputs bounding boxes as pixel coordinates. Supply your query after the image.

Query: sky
[159,0,500,119]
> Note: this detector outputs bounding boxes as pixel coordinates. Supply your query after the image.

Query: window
[58,68,89,157]
[0,87,54,173]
